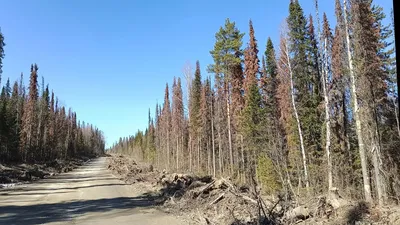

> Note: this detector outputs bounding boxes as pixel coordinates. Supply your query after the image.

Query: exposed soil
[107,154,400,225]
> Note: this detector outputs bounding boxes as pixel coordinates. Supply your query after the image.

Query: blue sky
[0,0,393,148]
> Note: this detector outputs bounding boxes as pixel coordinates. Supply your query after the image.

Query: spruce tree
[242,20,268,183]
[287,0,312,190]
[190,61,202,171]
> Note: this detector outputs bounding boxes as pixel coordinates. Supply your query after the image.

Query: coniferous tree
[209,18,244,176]
[287,0,311,190]
[0,27,5,81]
[351,0,388,205]
[200,78,212,174]
[20,64,39,162]
[162,83,171,170]
[189,61,202,172]
[242,20,263,182]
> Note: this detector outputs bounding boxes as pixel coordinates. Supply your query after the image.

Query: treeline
[110,0,398,205]
[0,30,105,163]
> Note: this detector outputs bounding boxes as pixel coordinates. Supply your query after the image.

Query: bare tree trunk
[241,135,245,184]
[198,137,201,173]
[189,135,192,172]
[207,137,210,174]
[226,92,234,175]
[211,108,216,177]
[393,98,400,138]
[322,37,333,192]
[316,0,333,192]
[372,142,383,205]
[284,37,310,190]
[176,136,179,171]
[167,129,170,171]
[343,0,372,203]
[218,130,222,175]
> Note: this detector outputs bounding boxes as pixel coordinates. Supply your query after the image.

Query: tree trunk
[241,135,245,184]
[176,136,179,171]
[393,98,400,138]
[372,142,383,206]
[198,137,201,173]
[285,38,310,190]
[322,37,333,192]
[226,90,234,175]
[189,135,192,172]
[167,129,170,171]
[207,137,210,174]
[211,108,216,177]
[218,130,222,175]
[343,0,372,203]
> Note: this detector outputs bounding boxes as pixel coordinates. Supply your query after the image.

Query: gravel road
[0,157,184,225]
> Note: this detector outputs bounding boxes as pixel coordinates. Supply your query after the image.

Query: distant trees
[110,0,398,205]
[0,30,105,163]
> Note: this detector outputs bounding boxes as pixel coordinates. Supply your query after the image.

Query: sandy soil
[0,157,185,225]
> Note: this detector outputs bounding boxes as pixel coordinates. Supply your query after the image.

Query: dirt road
[0,157,184,225]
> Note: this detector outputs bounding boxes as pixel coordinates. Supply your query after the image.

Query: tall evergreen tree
[209,18,244,175]
[190,61,202,172]
[287,0,313,190]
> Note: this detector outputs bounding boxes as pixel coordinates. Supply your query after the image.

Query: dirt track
[0,157,184,225]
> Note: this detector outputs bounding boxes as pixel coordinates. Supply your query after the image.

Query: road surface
[0,157,184,225]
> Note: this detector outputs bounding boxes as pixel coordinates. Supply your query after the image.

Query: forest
[110,0,398,206]
[0,32,105,163]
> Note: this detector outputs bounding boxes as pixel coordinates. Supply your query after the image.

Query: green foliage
[257,153,281,195]
[190,61,202,135]
[265,38,277,79]
[208,18,244,77]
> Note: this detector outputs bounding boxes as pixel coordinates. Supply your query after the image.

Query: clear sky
[0,0,393,148]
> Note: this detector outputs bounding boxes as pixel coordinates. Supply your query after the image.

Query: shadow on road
[0,196,155,225]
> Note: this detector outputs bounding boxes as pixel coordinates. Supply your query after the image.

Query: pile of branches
[0,158,87,187]
[157,173,285,225]
[107,155,155,184]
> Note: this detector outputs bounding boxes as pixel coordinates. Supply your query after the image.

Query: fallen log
[194,180,216,199]
[228,189,257,204]
[209,193,225,205]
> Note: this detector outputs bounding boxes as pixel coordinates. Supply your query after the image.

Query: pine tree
[209,18,244,176]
